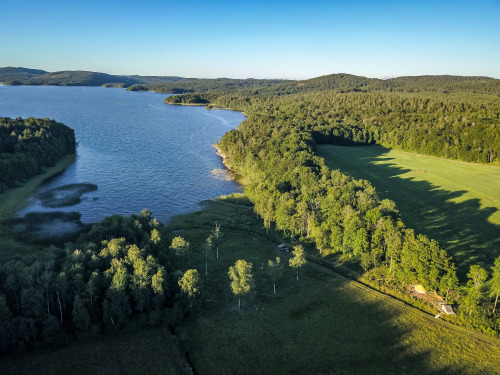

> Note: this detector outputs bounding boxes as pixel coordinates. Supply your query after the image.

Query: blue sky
[1,0,499,79]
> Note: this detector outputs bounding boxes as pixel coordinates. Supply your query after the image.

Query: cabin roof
[441,304,455,315]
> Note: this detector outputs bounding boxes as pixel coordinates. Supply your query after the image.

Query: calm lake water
[0,85,244,226]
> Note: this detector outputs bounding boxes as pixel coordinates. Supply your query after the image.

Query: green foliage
[191,79,500,333]
[289,245,307,280]
[0,211,185,352]
[228,259,253,308]
[0,117,76,192]
[178,269,201,299]
[491,256,500,313]
[170,236,190,256]
[268,257,283,295]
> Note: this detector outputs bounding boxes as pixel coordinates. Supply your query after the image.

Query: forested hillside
[0,67,187,87]
[0,117,76,192]
[166,76,500,334]
[127,78,291,94]
[168,89,500,164]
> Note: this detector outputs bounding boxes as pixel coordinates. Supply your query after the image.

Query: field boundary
[305,254,500,348]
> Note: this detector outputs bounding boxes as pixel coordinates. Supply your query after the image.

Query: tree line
[0,210,182,352]
[0,117,76,192]
[168,89,500,164]
[209,90,500,334]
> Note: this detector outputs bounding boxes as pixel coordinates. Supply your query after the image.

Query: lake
[0,85,245,231]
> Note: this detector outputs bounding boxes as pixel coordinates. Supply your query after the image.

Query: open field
[2,197,499,374]
[0,328,189,375]
[316,145,500,279]
[163,199,500,374]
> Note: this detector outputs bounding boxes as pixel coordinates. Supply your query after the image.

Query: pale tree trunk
[273,282,276,296]
[56,291,63,324]
[216,246,219,259]
[296,268,299,281]
[493,293,499,314]
[238,298,241,309]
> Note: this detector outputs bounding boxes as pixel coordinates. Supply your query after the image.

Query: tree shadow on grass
[186,266,496,375]
[317,145,500,280]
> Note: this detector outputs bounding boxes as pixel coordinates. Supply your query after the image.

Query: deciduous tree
[228,260,253,308]
[178,269,201,312]
[289,245,306,281]
[268,257,283,296]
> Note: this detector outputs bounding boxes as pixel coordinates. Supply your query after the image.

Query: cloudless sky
[1,0,499,79]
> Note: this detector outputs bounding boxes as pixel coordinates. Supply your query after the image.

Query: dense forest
[1,73,500,351]
[0,67,254,88]
[167,88,500,164]
[127,78,292,94]
[0,210,188,351]
[0,117,76,192]
[142,73,500,97]
[165,76,500,334]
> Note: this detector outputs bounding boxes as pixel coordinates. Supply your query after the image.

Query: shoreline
[164,101,248,117]
[0,153,76,223]
[212,144,248,186]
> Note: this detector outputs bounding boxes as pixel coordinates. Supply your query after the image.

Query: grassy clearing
[2,198,499,374]
[0,154,76,261]
[170,199,500,374]
[316,145,500,278]
[0,328,190,375]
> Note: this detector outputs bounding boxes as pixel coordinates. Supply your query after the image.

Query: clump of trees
[0,210,186,352]
[0,117,76,192]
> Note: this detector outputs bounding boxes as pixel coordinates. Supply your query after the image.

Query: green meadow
[316,145,500,279]
[5,197,499,374]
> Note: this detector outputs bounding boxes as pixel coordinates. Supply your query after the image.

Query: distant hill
[0,67,47,84]
[1,67,499,96]
[122,75,187,84]
[297,73,375,90]
[127,78,292,94]
[0,67,191,87]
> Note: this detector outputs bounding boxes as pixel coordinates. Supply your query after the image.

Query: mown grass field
[2,197,499,374]
[316,145,500,279]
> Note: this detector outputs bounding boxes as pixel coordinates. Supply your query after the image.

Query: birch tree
[289,245,306,281]
[268,257,283,296]
[178,269,201,312]
[228,260,253,308]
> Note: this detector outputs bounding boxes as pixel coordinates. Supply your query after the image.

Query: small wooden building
[441,304,455,315]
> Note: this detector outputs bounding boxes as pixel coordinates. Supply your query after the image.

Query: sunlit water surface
[0,85,244,227]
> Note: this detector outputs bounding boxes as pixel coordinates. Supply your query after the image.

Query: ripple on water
[1,86,244,231]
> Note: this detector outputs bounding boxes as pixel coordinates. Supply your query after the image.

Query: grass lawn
[169,198,500,375]
[0,328,190,375]
[316,145,500,279]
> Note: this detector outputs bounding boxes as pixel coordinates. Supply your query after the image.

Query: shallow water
[0,85,244,226]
